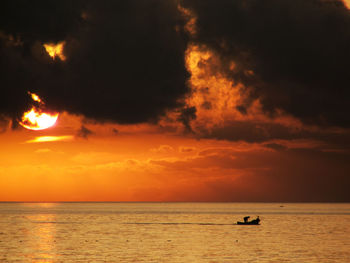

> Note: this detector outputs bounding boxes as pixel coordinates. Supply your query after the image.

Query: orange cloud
[0,122,349,202]
[43,41,66,61]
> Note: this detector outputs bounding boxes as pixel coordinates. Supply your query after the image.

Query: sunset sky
[1,0,350,202]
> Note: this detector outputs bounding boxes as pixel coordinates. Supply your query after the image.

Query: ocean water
[0,203,349,262]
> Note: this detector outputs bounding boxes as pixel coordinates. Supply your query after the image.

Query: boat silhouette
[237,216,260,225]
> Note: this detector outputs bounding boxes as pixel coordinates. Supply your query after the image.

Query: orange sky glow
[0,2,349,202]
[0,43,347,202]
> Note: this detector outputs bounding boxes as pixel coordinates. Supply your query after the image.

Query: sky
[1,0,350,202]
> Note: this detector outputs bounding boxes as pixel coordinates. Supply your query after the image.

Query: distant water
[0,203,349,262]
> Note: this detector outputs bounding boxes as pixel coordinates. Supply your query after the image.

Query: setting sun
[20,109,59,130]
[19,92,59,130]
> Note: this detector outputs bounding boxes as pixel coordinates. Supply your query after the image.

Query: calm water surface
[0,203,349,262]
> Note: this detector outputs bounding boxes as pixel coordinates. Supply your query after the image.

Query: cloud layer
[1,0,350,145]
[181,0,350,128]
[0,0,189,123]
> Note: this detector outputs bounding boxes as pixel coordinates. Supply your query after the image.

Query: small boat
[236,216,260,225]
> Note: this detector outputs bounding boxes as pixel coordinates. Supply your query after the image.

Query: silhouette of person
[244,216,250,223]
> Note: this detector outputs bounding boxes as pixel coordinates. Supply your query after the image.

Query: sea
[0,202,349,262]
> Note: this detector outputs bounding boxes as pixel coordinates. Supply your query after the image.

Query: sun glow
[43,41,66,61]
[20,109,59,131]
[19,92,59,131]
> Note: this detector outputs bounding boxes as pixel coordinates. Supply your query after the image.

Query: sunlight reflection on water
[0,203,349,262]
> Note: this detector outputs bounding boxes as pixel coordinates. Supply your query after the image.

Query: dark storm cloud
[201,121,301,143]
[181,0,350,127]
[77,125,93,138]
[0,115,10,133]
[199,119,350,152]
[0,1,85,43]
[0,0,189,124]
[178,106,197,132]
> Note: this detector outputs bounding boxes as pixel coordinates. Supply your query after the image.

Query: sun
[20,109,59,131]
[19,92,59,130]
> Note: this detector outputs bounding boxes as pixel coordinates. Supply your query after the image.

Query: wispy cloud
[25,135,73,143]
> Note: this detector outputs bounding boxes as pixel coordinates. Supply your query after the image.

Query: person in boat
[237,216,260,225]
[243,216,250,223]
